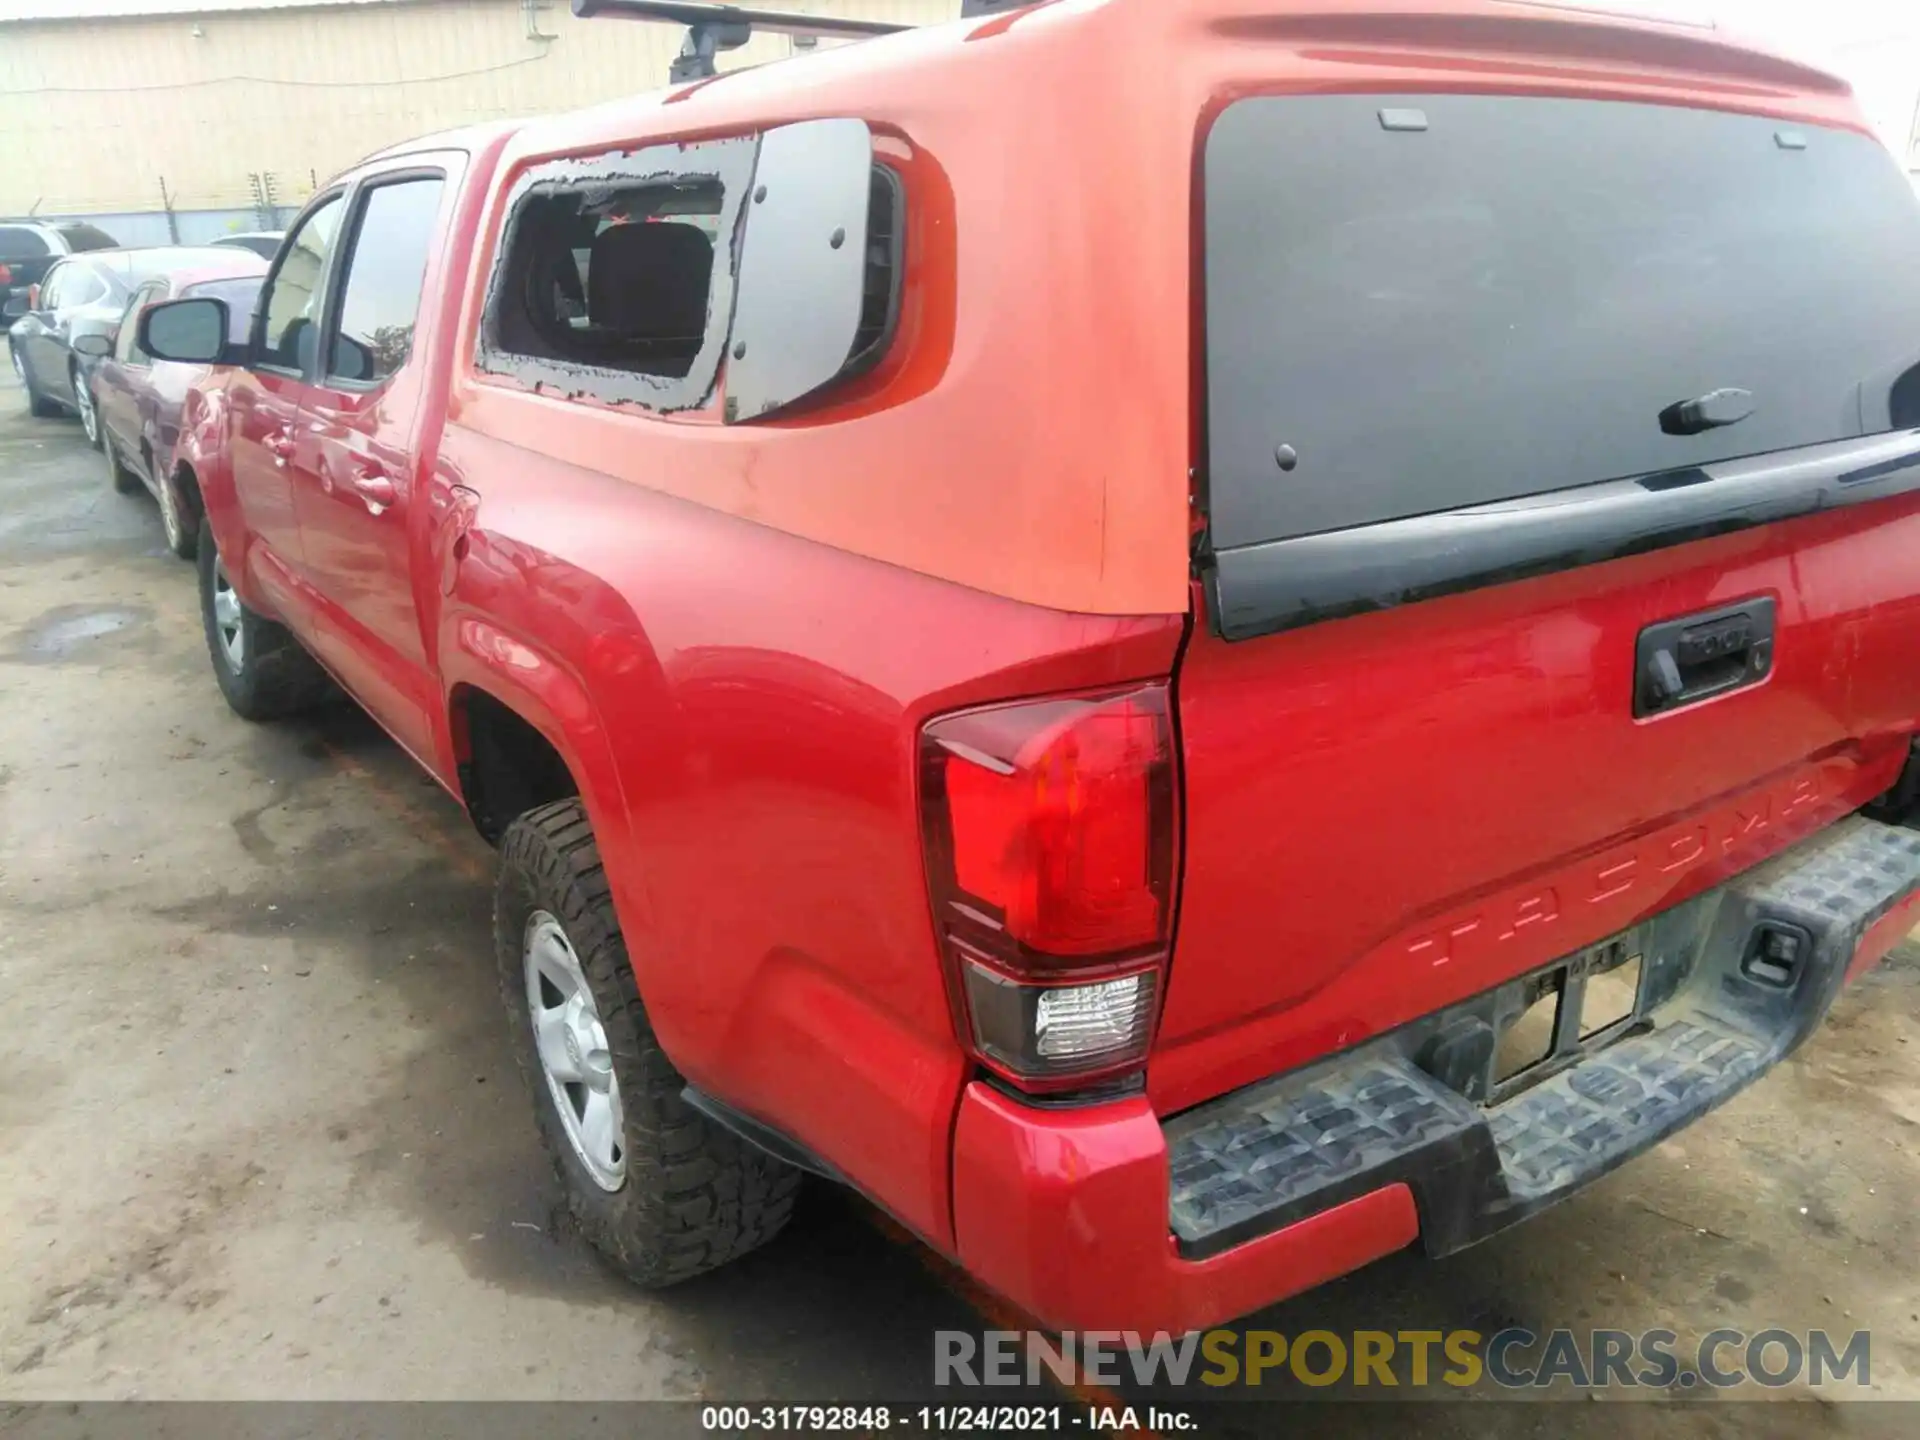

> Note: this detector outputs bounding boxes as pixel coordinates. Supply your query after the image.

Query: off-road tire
[495,798,802,1286]
[196,514,332,721]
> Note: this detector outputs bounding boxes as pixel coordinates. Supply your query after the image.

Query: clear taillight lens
[920,684,1177,1093]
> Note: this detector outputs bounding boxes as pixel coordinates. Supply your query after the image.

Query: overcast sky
[1624,0,1920,161]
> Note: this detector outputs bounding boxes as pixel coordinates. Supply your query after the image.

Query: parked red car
[81,257,268,557]
[138,0,1920,1333]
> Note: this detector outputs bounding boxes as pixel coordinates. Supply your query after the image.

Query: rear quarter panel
[432,416,1181,1249]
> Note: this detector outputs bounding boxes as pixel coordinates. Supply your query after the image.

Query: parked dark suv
[0,220,118,315]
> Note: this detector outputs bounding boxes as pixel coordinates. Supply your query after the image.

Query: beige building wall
[0,0,955,218]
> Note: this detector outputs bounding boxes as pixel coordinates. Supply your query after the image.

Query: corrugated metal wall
[0,0,955,225]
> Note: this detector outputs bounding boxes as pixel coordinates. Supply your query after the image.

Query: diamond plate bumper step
[1166,816,1920,1260]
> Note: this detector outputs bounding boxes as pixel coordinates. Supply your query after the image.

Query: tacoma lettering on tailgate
[1408,773,1827,972]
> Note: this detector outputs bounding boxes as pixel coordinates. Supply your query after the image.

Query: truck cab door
[226,191,347,620]
[288,164,456,765]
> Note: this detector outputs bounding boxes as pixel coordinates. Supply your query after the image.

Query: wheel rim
[158,473,183,548]
[524,910,626,1192]
[211,554,245,670]
[75,371,98,442]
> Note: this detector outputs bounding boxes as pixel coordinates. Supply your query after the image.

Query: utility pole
[158,177,180,244]
[247,171,280,230]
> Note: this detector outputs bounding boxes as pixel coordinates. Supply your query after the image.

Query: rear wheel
[72,363,101,449]
[154,463,196,560]
[13,345,59,418]
[196,515,331,721]
[495,798,802,1286]
[102,432,143,496]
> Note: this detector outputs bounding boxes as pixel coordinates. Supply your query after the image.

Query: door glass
[326,176,445,384]
[37,264,65,309]
[117,281,164,364]
[257,193,346,374]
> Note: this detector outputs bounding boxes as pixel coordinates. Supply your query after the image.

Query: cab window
[256,193,346,374]
[477,134,757,413]
[325,175,446,386]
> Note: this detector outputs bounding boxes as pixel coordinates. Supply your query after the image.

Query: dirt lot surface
[2,363,1918,1437]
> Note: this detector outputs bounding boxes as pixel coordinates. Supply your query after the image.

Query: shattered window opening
[476,134,758,413]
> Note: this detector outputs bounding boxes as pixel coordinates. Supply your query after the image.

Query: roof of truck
[360,119,526,167]
[504,0,1856,157]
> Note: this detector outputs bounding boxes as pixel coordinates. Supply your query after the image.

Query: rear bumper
[950,815,1920,1333]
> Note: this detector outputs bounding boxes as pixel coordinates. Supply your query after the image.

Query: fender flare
[440,616,646,929]
[174,385,264,605]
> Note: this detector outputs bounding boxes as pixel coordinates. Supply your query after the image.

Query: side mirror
[328,331,376,382]
[72,331,113,358]
[1,292,25,321]
[139,296,231,365]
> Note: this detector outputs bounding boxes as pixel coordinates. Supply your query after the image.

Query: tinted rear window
[0,226,51,258]
[1204,95,1920,547]
[56,223,118,252]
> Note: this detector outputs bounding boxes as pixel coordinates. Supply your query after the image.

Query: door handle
[1634,597,1776,717]
[350,468,396,513]
[436,483,481,596]
[263,430,295,467]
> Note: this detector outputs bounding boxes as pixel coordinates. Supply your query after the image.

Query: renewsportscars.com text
[934,1327,1871,1391]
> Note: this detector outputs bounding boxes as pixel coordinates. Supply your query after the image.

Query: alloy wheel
[157,473,184,551]
[523,910,627,1192]
[74,370,98,443]
[210,555,245,670]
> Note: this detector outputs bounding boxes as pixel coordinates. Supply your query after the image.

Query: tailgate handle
[1634,597,1775,717]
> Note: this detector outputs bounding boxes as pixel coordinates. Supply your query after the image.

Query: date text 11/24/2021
[700,1407,1195,1432]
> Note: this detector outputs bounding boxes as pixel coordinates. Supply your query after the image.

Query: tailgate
[1157,90,1920,1113]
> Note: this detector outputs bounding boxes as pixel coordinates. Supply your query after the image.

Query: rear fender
[175,381,263,608]
[439,613,648,936]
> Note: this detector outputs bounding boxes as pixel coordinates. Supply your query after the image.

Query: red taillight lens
[0,264,12,286]
[920,684,1177,1092]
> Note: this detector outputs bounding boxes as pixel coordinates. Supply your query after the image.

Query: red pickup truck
[138,0,1920,1334]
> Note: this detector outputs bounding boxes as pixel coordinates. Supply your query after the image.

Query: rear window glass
[1204,95,1920,548]
[56,223,118,252]
[0,226,50,258]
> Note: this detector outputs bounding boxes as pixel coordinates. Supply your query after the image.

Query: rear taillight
[0,264,12,286]
[919,683,1177,1093]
